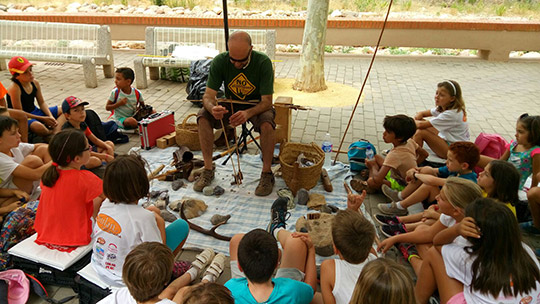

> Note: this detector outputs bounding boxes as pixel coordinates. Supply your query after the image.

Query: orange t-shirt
[35,169,103,247]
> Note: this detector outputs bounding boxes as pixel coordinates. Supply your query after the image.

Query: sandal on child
[203,253,226,281]
[191,248,215,270]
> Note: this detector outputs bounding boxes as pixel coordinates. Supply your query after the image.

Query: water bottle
[366,146,374,160]
[321,133,333,167]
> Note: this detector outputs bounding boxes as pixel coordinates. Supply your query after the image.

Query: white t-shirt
[0,143,34,188]
[439,214,468,246]
[442,242,540,304]
[429,108,470,143]
[91,199,162,287]
[108,87,143,120]
[98,287,175,304]
[332,254,377,304]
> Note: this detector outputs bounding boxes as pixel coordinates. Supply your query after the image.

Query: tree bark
[293,0,329,93]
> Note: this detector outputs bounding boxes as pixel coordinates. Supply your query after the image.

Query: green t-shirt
[206,50,274,101]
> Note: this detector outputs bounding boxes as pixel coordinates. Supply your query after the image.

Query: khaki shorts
[197,103,275,133]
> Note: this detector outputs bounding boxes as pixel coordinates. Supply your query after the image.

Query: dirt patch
[274,78,363,107]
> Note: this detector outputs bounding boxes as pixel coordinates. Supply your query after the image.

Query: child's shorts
[28,106,59,127]
[385,171,406,191]
[447,292,466,304]
[230,260,305,282]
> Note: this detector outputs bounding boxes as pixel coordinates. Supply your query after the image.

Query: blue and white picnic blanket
[135,147,371,255]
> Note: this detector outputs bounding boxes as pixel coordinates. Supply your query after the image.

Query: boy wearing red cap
[5,56,66,140]
[61,96,115,169]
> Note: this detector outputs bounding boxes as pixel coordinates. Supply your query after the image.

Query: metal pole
[222,0,229,50]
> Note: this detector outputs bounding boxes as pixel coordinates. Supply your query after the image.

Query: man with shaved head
[196,31,275,196]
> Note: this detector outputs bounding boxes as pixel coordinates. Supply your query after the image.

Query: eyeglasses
[230,48,252,69]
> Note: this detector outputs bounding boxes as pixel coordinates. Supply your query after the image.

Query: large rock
[169,197,208,219]
[296,213,334,256]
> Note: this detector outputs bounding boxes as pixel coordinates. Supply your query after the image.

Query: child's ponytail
[41,129,87,188]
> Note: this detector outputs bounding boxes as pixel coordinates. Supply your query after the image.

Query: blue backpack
[348,140,377,171]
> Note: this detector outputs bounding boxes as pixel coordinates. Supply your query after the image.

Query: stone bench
[0,20,114,88]
[134,27,276,89]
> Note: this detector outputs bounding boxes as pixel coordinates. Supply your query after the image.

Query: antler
[180,201,232,241]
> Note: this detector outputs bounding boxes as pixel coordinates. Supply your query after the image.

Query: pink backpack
[475,133,510,159]
[474,133,510,173]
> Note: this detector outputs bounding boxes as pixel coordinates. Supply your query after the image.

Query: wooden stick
[186,99,309,110]
[180,203,231,241]
[212,136,261,161]
[332,0,395,165]
[321,169,333,192]
[148,164,165,179]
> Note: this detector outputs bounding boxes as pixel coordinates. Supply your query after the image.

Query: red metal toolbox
[138,111,175,149]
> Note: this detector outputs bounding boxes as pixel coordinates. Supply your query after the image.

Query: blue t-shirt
[225,277,313,304]
[438,166,477,183]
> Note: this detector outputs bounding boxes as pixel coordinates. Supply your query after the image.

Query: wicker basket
[176,114,201,151]
[279,142,324,194]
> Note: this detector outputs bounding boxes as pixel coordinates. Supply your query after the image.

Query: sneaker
[519,221,540,235]
[193,168,214,192]
[191,248,215,271]
[382,184,400,202]
[255,172,275,196]
[267,197,290,237]
[374,214,401,226]
[377,202,408,216]
[380,223,407,238]
[397,243,419,262]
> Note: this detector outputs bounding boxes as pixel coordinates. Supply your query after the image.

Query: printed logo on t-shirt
[520,295,532,304]
[228,73,255,100]
[97,237,106,245]
[96,214,122,236]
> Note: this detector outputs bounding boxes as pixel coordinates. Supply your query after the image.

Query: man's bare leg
[198,117,215,170]
[260,122,274,173]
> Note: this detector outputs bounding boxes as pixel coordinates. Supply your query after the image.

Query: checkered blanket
[136,147,370,256]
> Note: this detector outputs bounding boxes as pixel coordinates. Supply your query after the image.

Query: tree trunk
[293,0,329,93]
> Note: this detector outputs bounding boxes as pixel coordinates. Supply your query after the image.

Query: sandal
[191,248,215,270]
[203,253,226,281]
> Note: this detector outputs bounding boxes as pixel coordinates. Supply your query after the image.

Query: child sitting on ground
[91,155,189,287]
[225,198,317,304]
[106,67,148,129]
[6,56,66,138]
[377,178,482,276]
[0,116,51,195]
[319,208,377,304]
[349,258,416,304]
[99,242,228,304]
[413,80,469,159]
[61,96,115,169]
[376,156,517,240]
[0,85,28,143]
[378,141,479,217]
[415,198,540,304]
[478,160,520,216]
[364,114,428,192]
[34,129,105,251]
